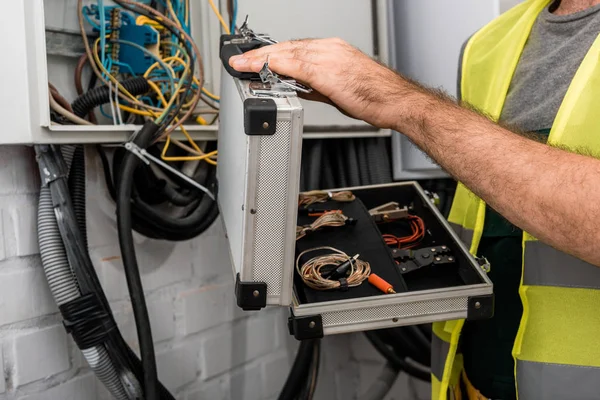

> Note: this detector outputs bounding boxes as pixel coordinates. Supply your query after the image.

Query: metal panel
[390,0,500,179]
[251,120,293,296]
[218,76,303,306]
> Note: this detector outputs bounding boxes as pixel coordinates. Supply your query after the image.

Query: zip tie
[124,142,216,201]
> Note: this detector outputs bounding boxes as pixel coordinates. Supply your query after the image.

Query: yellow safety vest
[432,1,600,399]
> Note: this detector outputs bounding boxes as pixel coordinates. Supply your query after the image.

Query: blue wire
[82,11,101,30]
[231,0,238,33]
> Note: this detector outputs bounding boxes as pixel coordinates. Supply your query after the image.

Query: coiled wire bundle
[296,246,371,291]
[298,190,356,207]
[296,210,353,240]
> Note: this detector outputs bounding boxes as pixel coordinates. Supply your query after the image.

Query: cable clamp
[124,142,150,165]
[369,202,410,223]
[123,142,216,201]
[259,56,313,94]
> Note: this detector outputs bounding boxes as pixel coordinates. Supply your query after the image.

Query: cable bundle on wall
[36,144,177,400]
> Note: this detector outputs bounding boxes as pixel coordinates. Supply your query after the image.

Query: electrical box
[390,0,501,179]
[0,0,393,145]
[219,73,493,336]
[0,0,223,144]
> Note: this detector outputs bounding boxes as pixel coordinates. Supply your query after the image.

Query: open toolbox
[288,182,493,340]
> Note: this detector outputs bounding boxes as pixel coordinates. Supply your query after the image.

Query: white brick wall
[0,146,420,399]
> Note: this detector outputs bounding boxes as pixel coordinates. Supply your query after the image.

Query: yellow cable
[148,80,217,164]
[208,0,231,34]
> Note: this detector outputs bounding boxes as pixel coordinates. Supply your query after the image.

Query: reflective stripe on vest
[516,360,600,400]
[523,241,600,289]
[432,0,600,398]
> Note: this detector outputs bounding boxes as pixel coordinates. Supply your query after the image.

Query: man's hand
[229,38,412,129]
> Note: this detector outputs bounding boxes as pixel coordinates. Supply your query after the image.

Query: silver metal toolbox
[218,73,304,308]
[218,74,493,335]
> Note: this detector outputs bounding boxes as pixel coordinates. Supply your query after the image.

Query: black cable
[68,146,88,246]
[116,121,161,400]
[278,340,317,400]
[364,331,431,382]
[37,145,176,399]
[380,328,430,367]
[96,145,117,200]
[71,77,150,118]
[298,340,321,400]
[406,325,432,354]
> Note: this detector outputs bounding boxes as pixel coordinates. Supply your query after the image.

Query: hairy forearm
[392,83,600,265]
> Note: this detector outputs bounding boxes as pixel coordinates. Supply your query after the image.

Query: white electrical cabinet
[0,0,221,144]
[390,0,501,179]
[0,0,393,144]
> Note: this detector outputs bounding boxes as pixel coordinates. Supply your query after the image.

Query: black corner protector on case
[288,312,324,341]
[466,293,494,320]
[235,273,267,311]
[244,98,277,135]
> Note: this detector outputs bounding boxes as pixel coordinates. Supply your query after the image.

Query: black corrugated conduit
[71,77,150,118]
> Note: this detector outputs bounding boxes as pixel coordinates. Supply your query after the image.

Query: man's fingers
[230,53,318,86]
[229,38,336,72]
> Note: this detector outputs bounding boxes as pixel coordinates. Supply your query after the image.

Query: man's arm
[230,38,600,266]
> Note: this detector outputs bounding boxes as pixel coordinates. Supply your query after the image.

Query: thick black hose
[381,328,430,367]
[160,185,198,207]
[96,146,117,200]
[72,77,150,118]
[68,146,88,246]
[298,340,321,400]
[406,325,432,355]
[365,332,431,382]
[116,121,160,400]
[278,340,317,400]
